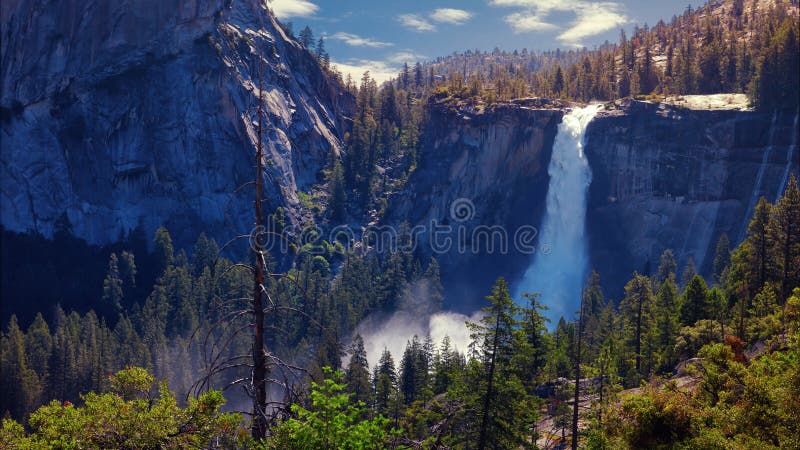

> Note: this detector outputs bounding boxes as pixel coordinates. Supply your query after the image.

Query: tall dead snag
[252,67,268,440]
[571,290,585,450]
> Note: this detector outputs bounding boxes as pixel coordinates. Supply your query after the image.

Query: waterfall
[775,110,799,202]
[739,111,779,243]
[514,104,601,323]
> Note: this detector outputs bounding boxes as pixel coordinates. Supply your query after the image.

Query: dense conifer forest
[3,178,800,448]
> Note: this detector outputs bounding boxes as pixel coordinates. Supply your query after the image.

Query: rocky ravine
[1,0,349,247]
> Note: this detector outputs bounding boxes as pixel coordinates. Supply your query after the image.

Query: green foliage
[101,253,124,310]
[266,369,397,450]
[750,18,800,109]
[619,273,655,383]
[681,275,710,326]
[713,233,731,285]
[344,334,372,406]
[1,367,243,449]
[153,226,174,274]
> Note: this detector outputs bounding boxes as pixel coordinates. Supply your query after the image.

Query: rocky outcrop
[585,100,798,295]
[387,101,562,310]
[1,0,349,246]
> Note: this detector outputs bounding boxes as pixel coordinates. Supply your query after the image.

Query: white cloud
[333,59,397,83]
[398,14,436,32]
[332,51,426,84]
[488,0,628,45]
[269,0,319,18]
[386,51,426,65]
[430,8,474,25]
[558,2,628,46]
[331,32,393,48]
[504,12,558,32]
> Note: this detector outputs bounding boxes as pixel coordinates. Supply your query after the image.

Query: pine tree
[299,26,314,49]
[373,348,398,415]
[581,271,605,361]
[315,37,328,68]
[707,287,728,338]
[517,292,551,385]
[658,249,678,283]
[153,227,174,274]
[399,336,428,405]
[328,157,347,221]
[24,314,52,384]
[748,197,775,290]
[401,63,410,90]
[191,233,218,277]
[423,257,444,308]
[768,175,800,302]
[681,257,697,290]
[432,336,462,394]
[713,233,731,285]
[654,278,680,371]
[698,23,723,93]
[102,253,124,310]
[1,316,42,420]
[552,66,565,96]
[681,274,710,325]
[751,18,800,109]
[414,62,423,88]
[345,334,372,406]
[620,273,654,382]
[119,251,137,293]
[469,278,525,449]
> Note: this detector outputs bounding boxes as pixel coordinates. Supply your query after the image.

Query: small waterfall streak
[775,110,799,202]
[514,104,602,323]
[739,111,779,243]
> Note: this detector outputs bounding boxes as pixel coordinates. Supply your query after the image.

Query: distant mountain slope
[1,0,350,246]
[418,0,798,105]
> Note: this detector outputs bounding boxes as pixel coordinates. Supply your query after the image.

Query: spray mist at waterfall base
[514,104,602,324]
[354,279,482,367]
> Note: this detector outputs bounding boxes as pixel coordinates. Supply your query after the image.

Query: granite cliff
[585,100,798,294]
[1,0,349,246]
[386,100,562,309]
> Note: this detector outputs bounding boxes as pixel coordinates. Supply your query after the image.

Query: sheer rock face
[585,100,798,295]
[387,103,563,310]
[1,0,349,246]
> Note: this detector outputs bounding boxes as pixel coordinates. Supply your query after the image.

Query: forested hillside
[404,0,798,108]
[3,174,799,446]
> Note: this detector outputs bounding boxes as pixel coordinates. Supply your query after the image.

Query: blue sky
[270,0,706,82]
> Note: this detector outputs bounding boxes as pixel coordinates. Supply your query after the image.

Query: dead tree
[251,61,269,439]
[572,289,585,450]
[186,48,323,441]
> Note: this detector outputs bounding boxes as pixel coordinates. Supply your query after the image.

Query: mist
[353,279,483,367]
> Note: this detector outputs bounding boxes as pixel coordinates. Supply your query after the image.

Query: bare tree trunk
[635,293,642,376]
[477,310,501,450]
[252,70,268,440]
[572,295,584,450]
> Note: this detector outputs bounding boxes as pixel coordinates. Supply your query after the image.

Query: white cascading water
[775,110,799,202]
[739,111,779,242]
[514,104,602,323]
